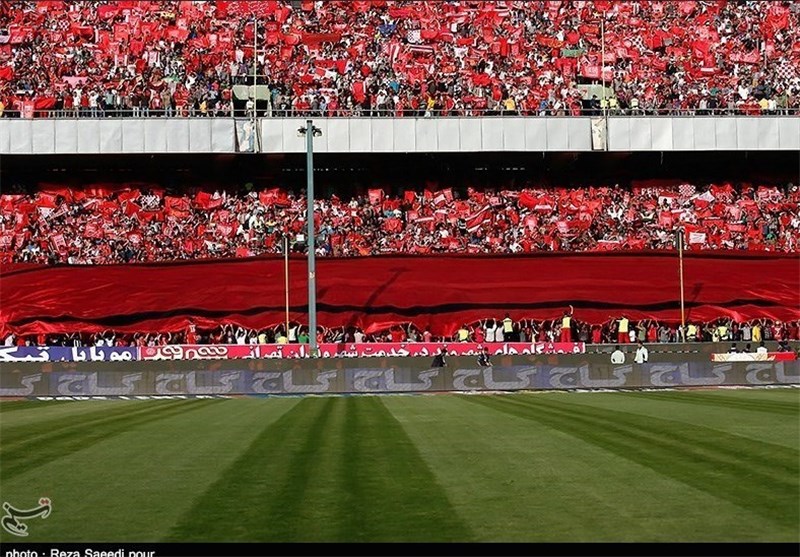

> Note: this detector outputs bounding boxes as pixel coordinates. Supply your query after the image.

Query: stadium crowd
[2,180,798,264]
[1,1,799,118]
[4,316,799,347]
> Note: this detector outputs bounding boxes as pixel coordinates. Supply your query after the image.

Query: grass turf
[0,389,797,542]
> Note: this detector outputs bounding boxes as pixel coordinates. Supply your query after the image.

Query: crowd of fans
[1,1,799,118]
[2,180,798,264]
[5,316,799,347]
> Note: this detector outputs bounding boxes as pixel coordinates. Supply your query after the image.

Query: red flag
[216,223,235,238]
[37,193,58,208]
[165,196,191,218]
[518,191,539,210]
[194,191,224,210]
[465,205,491,232]
[382,218,403,233]
[368,189,385,205]
[50,233,67,254]
[259,188,290,207]
[84,221,104,239]
[124,202,142,217]
[430,188,453,207]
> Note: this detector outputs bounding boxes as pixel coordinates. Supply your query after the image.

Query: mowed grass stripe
[167,397,471,542]
[623,390,799,415]
[1,399,186,446]
[0,399,298,542]
[338,397,472,541]
[462,394,799,528]
[509,394,799,481]
[167,397,341,541]
[1,400,222,481]
[0,399,133,429]
[385,395,788,542]
[546,391,800,451]
[0,400,73,413]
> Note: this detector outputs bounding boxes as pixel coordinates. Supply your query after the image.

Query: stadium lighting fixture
[298,120,322,356]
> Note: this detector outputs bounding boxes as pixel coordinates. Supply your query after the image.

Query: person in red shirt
[63,90,74,116]
[647,320,659,343]
[788,321,800,341]
[185,321,198,344]
[390,326,406,343]
[80,91,89,116]
[422,328,432,343]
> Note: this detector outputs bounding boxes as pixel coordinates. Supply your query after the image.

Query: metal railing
[1,107,798,120]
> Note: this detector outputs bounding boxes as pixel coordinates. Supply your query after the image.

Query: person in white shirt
[353,329,365,343]
[756,341,769,355]
[4,333,14,346]
[610,346,625,364]
[234,327,247,345]
[485,319,497,343]
[634,342,649,364]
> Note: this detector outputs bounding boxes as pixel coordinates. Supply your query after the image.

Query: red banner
[2,253,798,337]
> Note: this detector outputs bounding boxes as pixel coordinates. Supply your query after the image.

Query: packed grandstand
[1,1,799,117]
[2,180,799,264]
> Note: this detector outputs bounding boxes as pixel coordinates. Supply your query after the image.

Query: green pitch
[1,389,798,542]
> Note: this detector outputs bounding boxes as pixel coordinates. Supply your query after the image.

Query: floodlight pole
[300,120,321,356]
[678,227,686,341]
[284,235,290,339]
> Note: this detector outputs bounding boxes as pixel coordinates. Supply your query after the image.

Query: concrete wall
[2,117,797,154]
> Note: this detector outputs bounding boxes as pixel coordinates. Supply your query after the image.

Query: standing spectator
[477,347,493,368]
[502,313,514,342]
[560,306,574,343]
[432,347,447,368]
[617,315,630,344]
[634,341,649,364]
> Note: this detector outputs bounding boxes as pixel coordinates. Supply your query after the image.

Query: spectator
[560,306,574,343]
[610,345,625,364]
[634,341,649,364]
[617,315,630,344]
[432,347,447,368]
